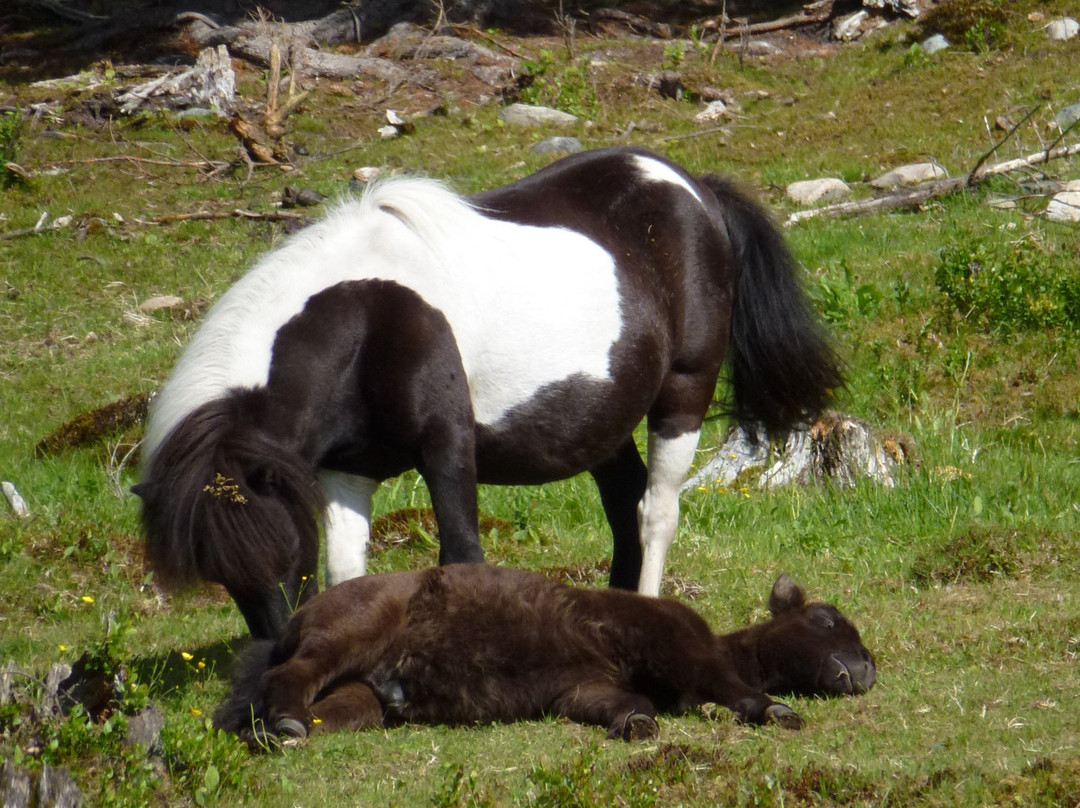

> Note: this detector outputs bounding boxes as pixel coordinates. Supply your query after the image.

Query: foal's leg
[319,471,377,585]
[591,439,648,590]
[309,680,386,734]
[637,429,700,597]
[550,681,660,740]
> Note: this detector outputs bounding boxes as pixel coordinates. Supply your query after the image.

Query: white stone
[786,178,852,205]
[870,162,948,189]
[1046,191,1080,222]
[499,103,579,128]
[1046,17,1078,41]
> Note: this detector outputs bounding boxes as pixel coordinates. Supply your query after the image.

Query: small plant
[810,260,882,325]
[914,0,1009,51]
[661,41,685,72]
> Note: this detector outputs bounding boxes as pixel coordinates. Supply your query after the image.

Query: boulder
[1055,102,1080,130]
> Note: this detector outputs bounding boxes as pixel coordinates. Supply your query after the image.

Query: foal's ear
[768,574,806,615]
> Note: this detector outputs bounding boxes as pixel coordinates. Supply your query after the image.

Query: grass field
[2,2,1079,805]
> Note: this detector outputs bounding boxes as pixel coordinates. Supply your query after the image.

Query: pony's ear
[130,482,154,499]
[768,574,806,615]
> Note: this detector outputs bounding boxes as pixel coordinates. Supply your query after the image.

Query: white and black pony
[134,147,841,640]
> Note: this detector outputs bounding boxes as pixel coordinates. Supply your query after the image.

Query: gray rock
[125,705,165,753]
[920,34,950,55]
[1046,17,1078,41]
[870,162,947,189]
[786,178,852,205]
[499,103,579,128]
[1056,102,1080,130]
[1046,191,1080,222]
[530,137,584,156]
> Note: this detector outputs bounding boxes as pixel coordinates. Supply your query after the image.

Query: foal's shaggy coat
[215,566,875,743]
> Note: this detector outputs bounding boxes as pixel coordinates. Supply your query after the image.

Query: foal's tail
[700,175,843,433]
[134,388,324,597]
[212,640,277,734]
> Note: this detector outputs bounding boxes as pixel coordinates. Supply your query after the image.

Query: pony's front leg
[637,429,700,597]
[418,422,484,566]
[318,471,377,586]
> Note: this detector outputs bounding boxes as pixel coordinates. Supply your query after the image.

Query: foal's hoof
[764,704,804,731]
[275,717,309,740]
[609,712,659,741]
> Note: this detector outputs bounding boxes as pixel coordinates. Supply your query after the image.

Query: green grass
[2,4,1080,805]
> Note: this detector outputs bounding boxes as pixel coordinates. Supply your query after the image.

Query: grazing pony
[134,147,841,639]
[214,566,876,743]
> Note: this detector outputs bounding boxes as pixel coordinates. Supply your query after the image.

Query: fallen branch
[138,209,309,225]
[712,0,837,39]
[786,141,1080,225]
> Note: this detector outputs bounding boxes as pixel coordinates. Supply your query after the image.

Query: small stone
[138,295,184,313]
[920,34,950,55]
[1055,103,1080,130]
[694,100,728,123]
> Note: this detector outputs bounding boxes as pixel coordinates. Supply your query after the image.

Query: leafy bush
[0,108,26,187]
[519,49,598,118]
[934,238,1080,332]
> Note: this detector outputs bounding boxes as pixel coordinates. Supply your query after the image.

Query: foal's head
[752,575,876,698]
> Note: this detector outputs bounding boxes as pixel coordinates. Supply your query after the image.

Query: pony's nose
[831,653,876,695]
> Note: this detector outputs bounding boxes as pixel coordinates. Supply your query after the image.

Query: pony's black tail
[135,387,324,595]
[212,639,276,735]
[700,175,843,433]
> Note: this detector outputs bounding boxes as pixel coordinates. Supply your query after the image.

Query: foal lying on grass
[215,565,875,745]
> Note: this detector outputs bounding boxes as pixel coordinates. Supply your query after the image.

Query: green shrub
[915,0,1009,52]
[934,238,1080,332]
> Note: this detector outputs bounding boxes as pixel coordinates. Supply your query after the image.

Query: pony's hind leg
[551,680,659,740]
[637,429,700,597]
[591,439,648,590]
[309,680,386,733]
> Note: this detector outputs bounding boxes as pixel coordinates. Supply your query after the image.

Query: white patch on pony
[142,178,622,459]
[318,470,377,585]
[637,429,701,597]
[631,155,704,205]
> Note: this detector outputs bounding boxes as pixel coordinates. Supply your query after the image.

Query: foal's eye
[809,608,836,630]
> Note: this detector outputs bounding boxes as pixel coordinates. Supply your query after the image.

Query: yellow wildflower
[181,652,194,661]
[81,595,94,604]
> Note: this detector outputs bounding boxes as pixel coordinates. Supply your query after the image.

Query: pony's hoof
[765,703,804,731]
[275,717,309,740]
[609,712,659,741]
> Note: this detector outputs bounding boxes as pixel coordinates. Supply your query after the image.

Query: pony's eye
[809,608,836,630]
